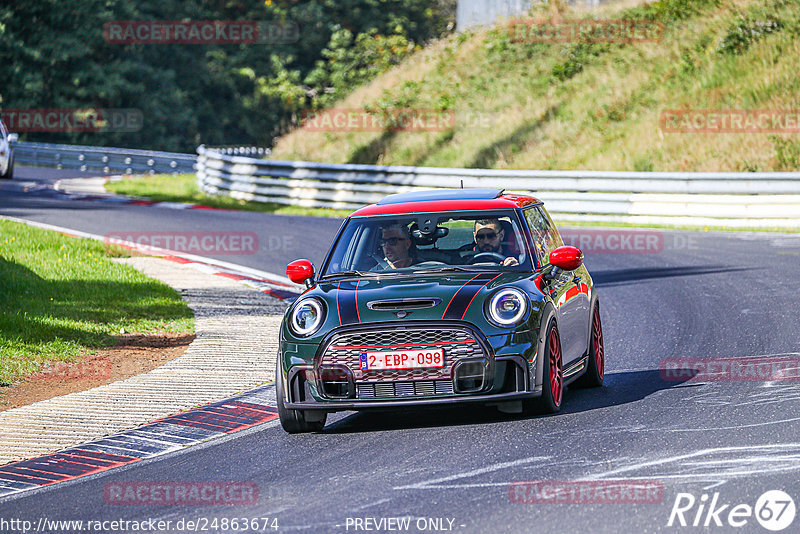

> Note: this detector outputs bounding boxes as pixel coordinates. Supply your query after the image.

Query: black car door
[522,205,589,365]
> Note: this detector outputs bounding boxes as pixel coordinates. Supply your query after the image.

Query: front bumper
[283,351,537,412]
[281,320,539,411]
[285,389,540,410]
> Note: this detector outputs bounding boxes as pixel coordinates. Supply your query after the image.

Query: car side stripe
[336,281,343,325]
[354,281,361,323]
[460,274,502,320]
[442,273,484,319]
[442,272,498,320]
[336,281,360,325]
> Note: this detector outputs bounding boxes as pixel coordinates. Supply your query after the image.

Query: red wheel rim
[592,307,604,379]
[548,326,563,407]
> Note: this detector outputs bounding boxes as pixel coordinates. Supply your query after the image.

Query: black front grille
[318,324,487,385]
[356,380,455,398]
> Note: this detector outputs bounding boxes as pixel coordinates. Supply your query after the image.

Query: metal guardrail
[196,146,800,228]
[14,141,196,175]
[11,141,799,227]
[207,146,270,157]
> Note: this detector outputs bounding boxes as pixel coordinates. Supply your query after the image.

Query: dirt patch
[0,332,194,412]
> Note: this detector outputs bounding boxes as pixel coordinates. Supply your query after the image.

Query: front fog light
[487,288,527,326]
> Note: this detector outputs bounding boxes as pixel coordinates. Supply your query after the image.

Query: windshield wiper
[412,266,485,274]
[321,270,376,279]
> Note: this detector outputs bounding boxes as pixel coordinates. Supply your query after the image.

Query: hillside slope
[271,0,800,172]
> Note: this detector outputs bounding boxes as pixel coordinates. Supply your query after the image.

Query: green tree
[0,0,455,151]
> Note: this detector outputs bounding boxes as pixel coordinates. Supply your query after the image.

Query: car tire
[526,318,563,414]
[0,153,12,180]
[276,359,326,433]
[575,301,605,388]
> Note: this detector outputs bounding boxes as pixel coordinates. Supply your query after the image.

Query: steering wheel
[414,261,447,267]
[468,252,507,264]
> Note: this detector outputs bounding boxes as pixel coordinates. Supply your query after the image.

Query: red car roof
[350,192,540,217]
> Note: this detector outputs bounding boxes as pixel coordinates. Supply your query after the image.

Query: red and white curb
[0,385,278,500]
[159,255,301,301]
[0,215,303,302]
[0,215,291,501]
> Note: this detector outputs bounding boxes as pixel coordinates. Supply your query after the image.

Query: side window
[324,222,359,273]
[539,206,564,250]
[524,206,562,265]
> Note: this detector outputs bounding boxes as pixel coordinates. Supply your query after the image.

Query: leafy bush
[372,80,422,111]
[717,15,782,55]
[305,29,418,109]
[771,136,800,170]
[552,43,608,82]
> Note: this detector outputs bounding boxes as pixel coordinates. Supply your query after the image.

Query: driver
[379,223,418,269]
[464,219,519,266]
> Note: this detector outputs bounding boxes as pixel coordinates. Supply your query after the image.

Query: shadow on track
[592,265,753,288]
[322,369,693,434]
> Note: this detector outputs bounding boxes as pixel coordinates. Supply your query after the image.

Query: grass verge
[0,219,194,384]
[270,0,800,173]
[105,173,353,219]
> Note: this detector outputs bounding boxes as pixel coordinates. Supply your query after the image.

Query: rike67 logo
[668,490,796,531]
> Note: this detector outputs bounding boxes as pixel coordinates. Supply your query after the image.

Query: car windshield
[321,211,532,277]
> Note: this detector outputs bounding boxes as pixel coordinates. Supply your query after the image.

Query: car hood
[311,271,533,326]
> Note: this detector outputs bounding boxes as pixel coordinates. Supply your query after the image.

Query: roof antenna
[460,179,464,189]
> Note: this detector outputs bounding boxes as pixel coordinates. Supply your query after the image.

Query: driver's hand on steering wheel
[502,257,519,266]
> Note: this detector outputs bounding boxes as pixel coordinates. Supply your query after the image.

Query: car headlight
[486,288,528,326]
[289,298,325,337]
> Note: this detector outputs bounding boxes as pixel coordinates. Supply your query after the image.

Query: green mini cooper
[277,188,604,432]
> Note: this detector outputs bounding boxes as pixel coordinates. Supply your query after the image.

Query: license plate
[360,349,445,371]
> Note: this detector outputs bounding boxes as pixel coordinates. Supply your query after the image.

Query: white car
[0,119,18,179]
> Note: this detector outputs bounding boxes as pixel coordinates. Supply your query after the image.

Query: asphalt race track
[0,166,344,275]
[2,166,800,533]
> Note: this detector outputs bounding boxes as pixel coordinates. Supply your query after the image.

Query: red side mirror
[287,259,315,285]
[549,246,583,271]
